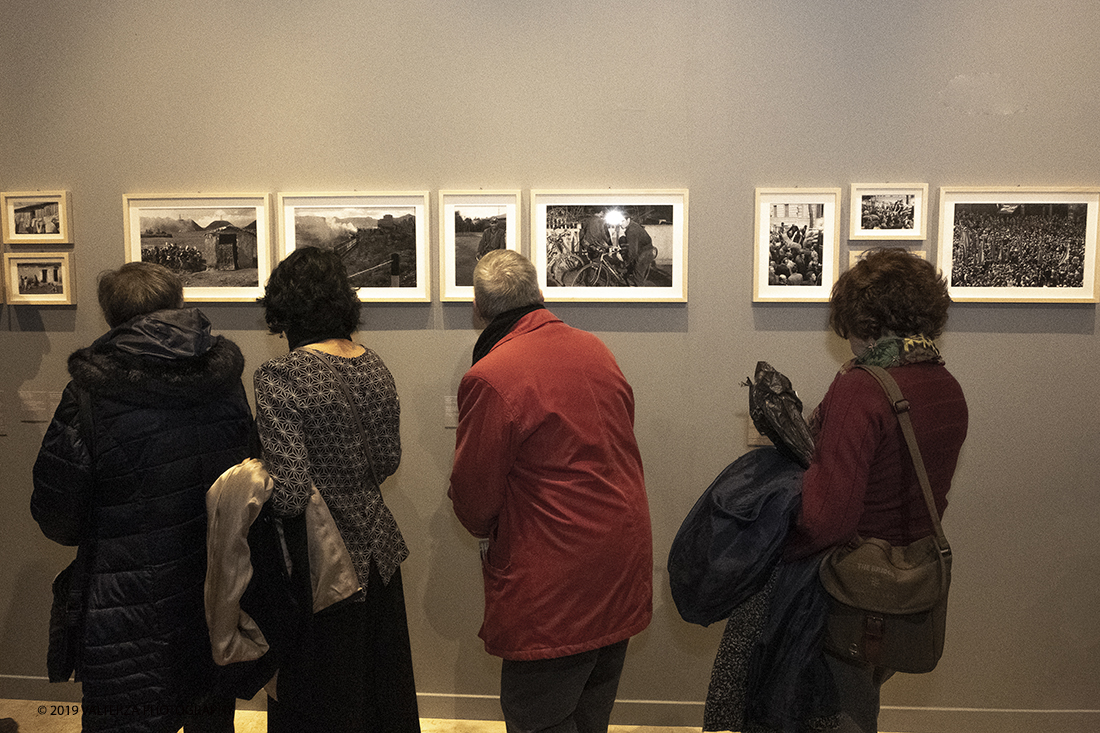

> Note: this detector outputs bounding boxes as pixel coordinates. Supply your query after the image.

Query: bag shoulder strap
[296,347,383,491]
[854,364,950,555]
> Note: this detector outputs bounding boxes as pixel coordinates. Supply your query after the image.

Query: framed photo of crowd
[937,187,1099,303]
[123,193,273,302]
[2,190,73,244]
[849,183,928,240]
[439,190,520,302]
[753,187,841,302]
[530,189,688,303]
[277,191,430,302]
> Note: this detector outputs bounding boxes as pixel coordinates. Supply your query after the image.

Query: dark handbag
[818,364,952,674]
[46,390,96,683]
[47,563,82,682]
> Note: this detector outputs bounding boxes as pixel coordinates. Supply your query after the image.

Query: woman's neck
[299,338,365,358]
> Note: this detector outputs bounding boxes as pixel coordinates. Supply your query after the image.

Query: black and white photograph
[849,183,928,240]
[123,194,271,302]
[531,190,687,302]
[278,192,430,302]
[3,252,74,305]
[754,188,840,302]
[937,187,1099,302]
[1,190,73,244]
[439,191,520,301]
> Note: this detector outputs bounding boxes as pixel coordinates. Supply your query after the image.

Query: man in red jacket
[449,249,653,733]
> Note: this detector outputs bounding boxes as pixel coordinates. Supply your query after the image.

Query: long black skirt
[268,563,420,733]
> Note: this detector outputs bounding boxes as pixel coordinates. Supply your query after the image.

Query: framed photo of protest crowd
[753,187,841,302]
[439,190,520,302]
[123,193,272,302]
[277,192,430,302]
[530,190,688,302]
[936,187,1099,303]
[3,251,75,305]
[2,191,73,245]
[849,183,928,240]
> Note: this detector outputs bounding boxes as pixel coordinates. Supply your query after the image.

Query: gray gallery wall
[2,1,1099,730]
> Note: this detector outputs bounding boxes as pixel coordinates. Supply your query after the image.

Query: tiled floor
[0,699,701,732]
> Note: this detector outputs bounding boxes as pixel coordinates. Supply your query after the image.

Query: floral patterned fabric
[254,347,407,588]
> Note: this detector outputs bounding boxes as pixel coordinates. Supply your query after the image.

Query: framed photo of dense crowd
[277,192,430,302]
[530,189,688,302]
[3,251,75,305]
[439,190,520,302]
[937,187,1099,303]
[849,183,928,240]
[753,187,841,302]
[2,190,73,244]
[123,193,272,302]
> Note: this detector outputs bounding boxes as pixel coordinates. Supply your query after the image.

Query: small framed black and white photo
[849,183,928,240]
[2,190,73,244]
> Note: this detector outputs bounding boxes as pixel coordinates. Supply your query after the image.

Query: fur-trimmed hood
[68,308,245,406]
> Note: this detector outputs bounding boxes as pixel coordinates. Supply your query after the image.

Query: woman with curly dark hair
[254,247,420,733]
[787,248,969,732]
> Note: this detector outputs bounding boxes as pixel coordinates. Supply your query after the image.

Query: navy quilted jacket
[32,308,252,732]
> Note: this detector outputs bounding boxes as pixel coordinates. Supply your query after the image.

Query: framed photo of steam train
[277,192,430,302]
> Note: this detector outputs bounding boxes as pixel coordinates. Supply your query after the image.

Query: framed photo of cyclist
[530,189,688,302]
[849,183,928,240]
[123,193,273,302]
[936,186,1099,303]
[753,187,841,303]
[277,191,430,302]
[439,190,521,302]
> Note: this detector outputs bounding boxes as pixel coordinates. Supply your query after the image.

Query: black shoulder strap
[854,364,950,555]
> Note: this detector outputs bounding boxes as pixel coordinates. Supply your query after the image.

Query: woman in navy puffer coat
[32,262,253,733]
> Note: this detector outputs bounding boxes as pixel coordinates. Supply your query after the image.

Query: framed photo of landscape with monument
[123,193,272,302]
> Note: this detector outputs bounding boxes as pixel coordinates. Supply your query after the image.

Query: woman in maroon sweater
[787,248,968,733]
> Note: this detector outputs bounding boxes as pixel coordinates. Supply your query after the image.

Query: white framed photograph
[937,186,1099,303]
[753,187,841,302]
[4,251,75,305]
[530,189,687,302]
[123,193,272,302]
[2,190,73,244]
[849,183,928,240]
[277,192,430,302]
[439,190,520,301]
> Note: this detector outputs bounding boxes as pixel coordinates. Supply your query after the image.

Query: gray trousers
[500,639,630,733]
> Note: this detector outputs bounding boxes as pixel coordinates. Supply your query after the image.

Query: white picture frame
[277,191,430,302]
[4,251,75,305]
[439,190,520,301]
[530,189,687,302]
[753,187,841,302]
[849,183,928,240]
[123,193,272,302]
[937,186,1099,303]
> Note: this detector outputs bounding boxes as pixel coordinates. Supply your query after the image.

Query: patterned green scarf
[851,334,944,369]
